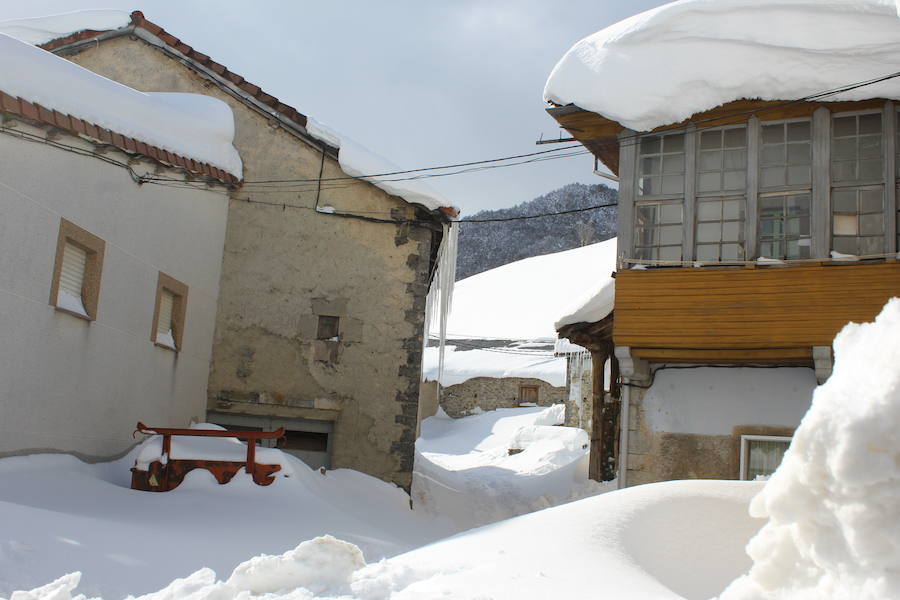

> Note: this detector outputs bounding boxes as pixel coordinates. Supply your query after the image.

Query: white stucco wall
[0,122,229,459]
[641,367,817,436]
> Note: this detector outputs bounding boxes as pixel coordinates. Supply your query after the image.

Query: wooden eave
[546,97,892,177]
[557,313,614,353]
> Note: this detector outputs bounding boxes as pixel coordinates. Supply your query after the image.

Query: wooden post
[589,350,606,482]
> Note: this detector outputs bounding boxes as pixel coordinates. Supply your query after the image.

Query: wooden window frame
[49,218,105,321]
[151,272,188,352]
[518,384,540,406]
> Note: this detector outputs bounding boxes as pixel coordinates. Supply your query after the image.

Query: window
[518,385,539,405]
[760,120,812,189]
[696,126,747,261]
[832,112,884,255]
[152,272,188,351]
[740,435,792,480]
[759,193,812,259]
[50,218,105,320]
[638,133,686,196]
[634,200,683,261]
[316,315,340,340]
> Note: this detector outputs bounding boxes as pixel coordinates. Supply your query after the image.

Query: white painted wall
[0,123,229,459]
[641,367,817,436]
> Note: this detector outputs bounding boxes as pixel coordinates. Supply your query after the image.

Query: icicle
[423,222,458,386]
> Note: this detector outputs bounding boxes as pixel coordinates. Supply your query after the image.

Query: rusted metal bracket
[130,422,285,492]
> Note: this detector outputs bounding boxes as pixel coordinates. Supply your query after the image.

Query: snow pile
[0,33,242,177]
[555,273,614,329]
[422,343,566,387]
[305,117,454,213]
[720,298,900,600]
[440,238,618,341]
[544,0,900,132]
[412,405,612,530]
[0,10,130,45]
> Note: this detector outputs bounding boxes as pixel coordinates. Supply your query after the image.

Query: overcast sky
[0,1,668,214]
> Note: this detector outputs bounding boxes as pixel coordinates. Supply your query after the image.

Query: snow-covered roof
[439,238,618,341]
[0,9,456,214]
[555,276,614,330]
[544,0,900,132]
[423,344,566,387]
[0,31,243,179]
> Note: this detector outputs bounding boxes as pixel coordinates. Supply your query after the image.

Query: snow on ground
[439,238,618,341]
[421,344,566,387]
[0,440,453,599]
[411,405,613,531]
[720,298,900,600]
[544,0,900,132]
[0,32,242,177]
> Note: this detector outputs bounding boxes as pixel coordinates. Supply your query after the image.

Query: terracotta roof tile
[0,89,237,186]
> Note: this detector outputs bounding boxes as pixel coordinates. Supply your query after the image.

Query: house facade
[31,11,455,489]
[0,32,235,459]
[545,4,900,486]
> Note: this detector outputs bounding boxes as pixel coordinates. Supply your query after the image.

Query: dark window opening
[317,315,340,340]
[278,430,328,452]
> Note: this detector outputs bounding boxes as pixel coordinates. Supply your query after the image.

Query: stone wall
[439,377,565,418]
[563,352,593,431]
[66,36,444,490]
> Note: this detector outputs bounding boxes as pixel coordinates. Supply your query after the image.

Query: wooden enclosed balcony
[614,261,900,364]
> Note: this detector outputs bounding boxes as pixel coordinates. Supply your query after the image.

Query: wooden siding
[614,262,900,364]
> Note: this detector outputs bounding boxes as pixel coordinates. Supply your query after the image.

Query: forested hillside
[456,183,617,280]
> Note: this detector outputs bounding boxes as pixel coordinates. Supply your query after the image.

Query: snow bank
[0,10,129,46]
[442,238,618,340]
[412,405,611,530]
[0,33,242,177]
[422,344,566,387]
[305,117,453,213]
[544,0,900,132]
[720,298,900,600]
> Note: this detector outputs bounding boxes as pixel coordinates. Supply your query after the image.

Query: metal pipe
[618,379,630,489]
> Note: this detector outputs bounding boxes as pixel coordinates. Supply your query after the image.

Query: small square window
[518,385,539,405]
[50,219,105,321]
[740,435,792,480]
[317,316,340,340]
[152,272,188,351]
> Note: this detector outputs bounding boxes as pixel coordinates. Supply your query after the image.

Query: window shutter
[157,289,175,338]
[59,242,87,300]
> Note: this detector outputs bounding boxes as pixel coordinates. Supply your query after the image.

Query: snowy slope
[0,32,242,177]
[412,406,612,530]
[544,0,900,132]
[440,237,618,341]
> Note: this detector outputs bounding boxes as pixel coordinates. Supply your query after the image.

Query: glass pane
[833,116,856,137]
[724,127,747,148]
[761,167,785,188]
[659,245,683,261]
[697,222,722,243]
[786,217,801,235]
[699,150,722,171]
[859,235,883,254]
[834,214,858,236]
[832,236,857,254]
[832,137,856,160]
[697,200,721,221]
[724,170,746,190]
[640,136,660,154]
[637,204,658,224]
[787,195,810,214]
[859,135,882,159]
[859,213,883,236]
[762,124,784,144]
[661,175,684,194]
[832,161,856,183]
[786,165,811,186]
[696,244,719,261]
[722,221,742,242]
[723,199,743,220]
[663,134,685,152]
[722,243,743,260]
[760,219,779,236]
[724,149,746,170]
[640,176,660,195]
[659,225,683,245]
[786,239,801,259]
[662,154,685,174]
[641,156,661,175]
[700,130,722,150]
[698,172,721,192]
[833,189,857,213]
[858,113,881,135]
[637,227,658,246]
[786,121,811,141]
[797,216,810,236]
[859,159,882,180]
[787,143,811,165]
[860,188,882,213]
[747,440,789,479]
[634,246,654,261]
[761,145,785,166]
[660,203,683,224]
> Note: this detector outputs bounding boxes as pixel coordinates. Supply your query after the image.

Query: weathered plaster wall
[439,377,565,418]
[624,367,816,485]
[0,120,227,459]
[66,37,438,488]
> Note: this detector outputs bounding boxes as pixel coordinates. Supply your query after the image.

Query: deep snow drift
[412,406,612,530]
[720,298,900,600]
[544,0,900,132]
